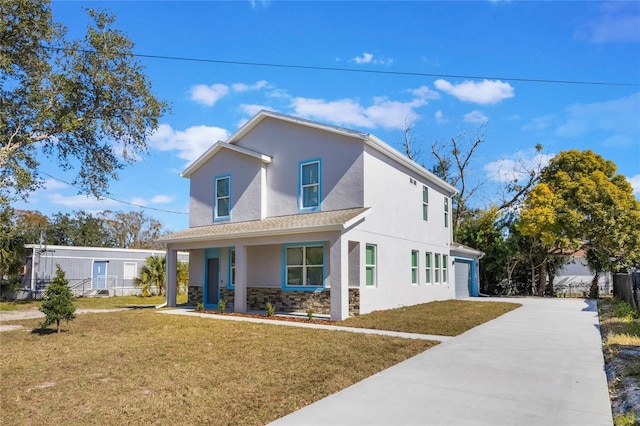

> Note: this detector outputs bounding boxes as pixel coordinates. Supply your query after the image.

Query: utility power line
[39,170,189,215]
[44,46,639,87]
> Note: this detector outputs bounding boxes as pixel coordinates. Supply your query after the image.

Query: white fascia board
[182,141,272,178]
[160,224,344,245]
[364,135,458,196]
[342,208,371,229]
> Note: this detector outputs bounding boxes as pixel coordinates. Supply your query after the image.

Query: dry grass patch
[337,299,521,336]
[0,294,188,311]
[0,310,435,425]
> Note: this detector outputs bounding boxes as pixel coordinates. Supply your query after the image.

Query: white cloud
[351,52,395,66]
[435,110,447,124]
[43,178,68,191]
[291,95,426,130]
[45,193,120,209]
[190,84,230,106]
[149,124,230,162]
[555,93,640,148]
[628,175,640,196]
[232,80,268,93]
[484,150,554,183]
[150,194,175,204]
[524,115,555,131]
[463,110,489,124]
[240,103,271,116]
[434,79,515,104]
[576,2,640,44]
[410,86,441,101]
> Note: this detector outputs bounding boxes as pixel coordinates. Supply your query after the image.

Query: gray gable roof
[159,207,370,243]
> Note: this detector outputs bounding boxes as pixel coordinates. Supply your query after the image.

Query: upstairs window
[444,198,449,228]
[214,175,231,221]
[299,159,321,212]
[422,186,429,221]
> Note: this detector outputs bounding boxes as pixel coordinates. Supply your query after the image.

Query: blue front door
[206,258,220,306]
[93,261,108,289]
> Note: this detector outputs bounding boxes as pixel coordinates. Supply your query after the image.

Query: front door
[93,261,108,290]
[206,258,220,305]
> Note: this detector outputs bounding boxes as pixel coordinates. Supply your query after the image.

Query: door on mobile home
[93,261,108,290]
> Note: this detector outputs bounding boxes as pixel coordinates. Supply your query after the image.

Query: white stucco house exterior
[160,111,481,320]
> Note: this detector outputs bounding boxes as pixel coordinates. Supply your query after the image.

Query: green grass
[337,299,521,336]
[0,310,435,425]
[0,294,188,311]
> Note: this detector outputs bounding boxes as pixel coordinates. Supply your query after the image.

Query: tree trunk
[56,319,61,333]
[537,261,547,296]
[589,271,600,299]
[545,272,555,297]
[530,259,537,295]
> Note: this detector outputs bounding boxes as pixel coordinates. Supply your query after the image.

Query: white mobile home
[19,245,188,299]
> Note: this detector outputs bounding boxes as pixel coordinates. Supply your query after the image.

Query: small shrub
[613,299,639,320]
[39,265,76,333]
[307,308,314,321]
[613,411,636,426]
[218,299,226,313]
[266,302,275,317]
[196,302,204,312]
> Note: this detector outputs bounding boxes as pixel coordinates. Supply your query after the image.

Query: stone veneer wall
[220,287,360,316]
[189,286,361,316]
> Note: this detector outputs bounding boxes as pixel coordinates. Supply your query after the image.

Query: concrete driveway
[271,297,612,426]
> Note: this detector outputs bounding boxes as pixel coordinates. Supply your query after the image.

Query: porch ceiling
[159,207,370,244]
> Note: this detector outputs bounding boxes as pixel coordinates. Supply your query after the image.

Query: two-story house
[160,111,481,320]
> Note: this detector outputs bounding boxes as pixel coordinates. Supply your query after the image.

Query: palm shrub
[40,265,76,333]
[134,255,166,296]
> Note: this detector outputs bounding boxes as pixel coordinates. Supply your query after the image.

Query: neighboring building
[160,111,481,320]
[554,251,612,296]
[18,245,189,299]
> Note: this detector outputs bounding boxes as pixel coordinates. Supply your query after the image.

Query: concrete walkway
[271,297,612,426]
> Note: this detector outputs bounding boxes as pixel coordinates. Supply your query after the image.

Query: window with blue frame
[214,175,231,221]
[228,248,235,288]
[299,159,321,212]
[283,244,324,289]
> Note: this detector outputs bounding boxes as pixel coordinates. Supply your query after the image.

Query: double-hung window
[444,198,449,228]
[299,159,321,212]
[434,253,441,283]
[228,248,235,289]
[214,175,231,221]
[365,244,377,287]
[425,252,432,284]
[411,250,419,284]
[442,254,448,283]
[422,186,429,221]
[283,244,325,289]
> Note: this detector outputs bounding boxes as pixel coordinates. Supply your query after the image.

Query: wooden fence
[613,273,640,311]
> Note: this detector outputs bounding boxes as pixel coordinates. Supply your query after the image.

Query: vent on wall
[409,178,417,185]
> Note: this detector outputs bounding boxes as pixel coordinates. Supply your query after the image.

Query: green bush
[266,302,275,317]
[613,299,639,320]
[196,302,204,312]
[218,299,226,313]
[39,265,76,333]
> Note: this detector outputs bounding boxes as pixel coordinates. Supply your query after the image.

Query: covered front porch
[160,208,369,321]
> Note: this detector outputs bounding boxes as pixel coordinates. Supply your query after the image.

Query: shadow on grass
[31,328,66,335]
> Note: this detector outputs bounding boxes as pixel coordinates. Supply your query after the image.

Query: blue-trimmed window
[214,175,231,221]
[299,159,321,212]
[227,248,235,289]
[282,243,325,290]
[422,186,429,221]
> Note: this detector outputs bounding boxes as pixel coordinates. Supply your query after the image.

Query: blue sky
[17,1,640,232]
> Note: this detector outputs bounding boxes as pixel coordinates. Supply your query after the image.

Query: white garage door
[455,261,471,299]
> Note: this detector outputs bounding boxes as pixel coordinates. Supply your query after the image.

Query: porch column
[234,244,247,313]
[166,247,178,307]
[330,235,349,321]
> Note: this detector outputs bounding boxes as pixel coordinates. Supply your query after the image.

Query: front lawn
[337,299,521,336]
[0,294,188,311]
[0,310,435,425]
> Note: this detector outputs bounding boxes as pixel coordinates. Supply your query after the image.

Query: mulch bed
[194,310,335,326]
